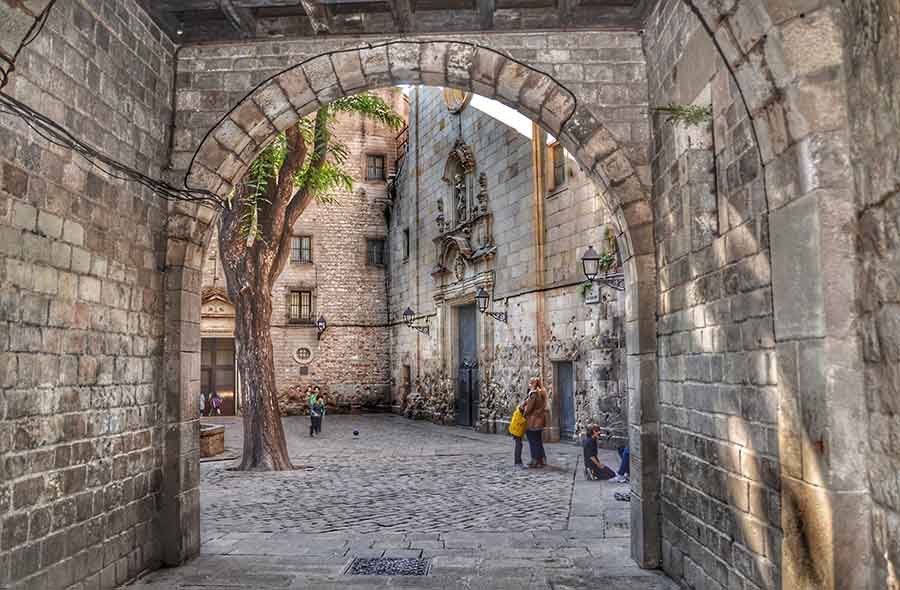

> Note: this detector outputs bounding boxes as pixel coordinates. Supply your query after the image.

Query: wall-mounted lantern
[582,245,625,292]
[316,315,327,340]
[475,287,508,323]
[403,307,430,335]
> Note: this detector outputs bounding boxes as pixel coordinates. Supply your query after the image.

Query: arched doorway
[160,39,661,569]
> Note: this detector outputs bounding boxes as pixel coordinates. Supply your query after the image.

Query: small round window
[293,347,312,364]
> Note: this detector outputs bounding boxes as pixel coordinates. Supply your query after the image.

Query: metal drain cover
[345,557,431,576]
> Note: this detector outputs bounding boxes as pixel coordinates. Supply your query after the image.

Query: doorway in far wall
[455,304,479,427]
[201,338,238,416]
[554,361,576,441]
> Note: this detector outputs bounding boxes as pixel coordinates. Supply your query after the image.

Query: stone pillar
[625,251,660,568]
[160,203,214,566]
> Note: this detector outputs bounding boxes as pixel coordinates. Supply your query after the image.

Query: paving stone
[132,415,675,590]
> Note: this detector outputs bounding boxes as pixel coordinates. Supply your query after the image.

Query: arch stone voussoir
[212,118,254,159]
[231,99,276,145]
[388,42,423,84]
[420,42,450,87]
[540,87,576,137]
[276,69,318,113]
[470,48,507,98]
[496,60,530,105]
[360,45,392,87]
[252,81,294,126]
[331,50,366,94]
[445,42,476,88]
[518,71,554,121]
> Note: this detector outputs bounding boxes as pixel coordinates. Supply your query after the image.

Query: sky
[398,85,556,143]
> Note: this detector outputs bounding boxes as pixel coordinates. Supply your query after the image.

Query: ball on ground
[353,430,359,436]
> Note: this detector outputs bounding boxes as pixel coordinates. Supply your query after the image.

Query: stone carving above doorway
[433,138,494,281]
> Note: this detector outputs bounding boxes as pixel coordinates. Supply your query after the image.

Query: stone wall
[0,0,174,588]
[843,0,900,586]
[200,89,405,415]
[645,1,780,588]
[388,86,628,444]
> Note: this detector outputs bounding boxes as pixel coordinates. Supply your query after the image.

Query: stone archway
[647,2,869,589]
[161,39,661,568]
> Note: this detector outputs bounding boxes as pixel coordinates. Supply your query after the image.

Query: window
[367,238,386,266]
[366,155,386,180]
[403,228,410,261]
[288,290,313,322]
[291,236,312,264]
[550,143,566,190]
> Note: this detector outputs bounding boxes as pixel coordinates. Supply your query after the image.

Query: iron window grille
[289,290,313,322]
[367,238,386,266]
[551,142,566,190]
[291,236,312,263]
[367,154,386,180]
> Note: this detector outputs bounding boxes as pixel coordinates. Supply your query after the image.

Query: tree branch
[269,109,331,284]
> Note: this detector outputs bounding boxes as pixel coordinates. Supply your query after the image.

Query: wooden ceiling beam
[299,0,332,33]
[219,0,257,35]
[384,0,414,32]
[558,0,578,24]
[478,0,495,29]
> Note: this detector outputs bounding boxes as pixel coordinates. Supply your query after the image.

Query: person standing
[612,446,630,483]
[523,377,548,468]
[199,392,206,417]
[210,391,223,416]
[509,398,528,469]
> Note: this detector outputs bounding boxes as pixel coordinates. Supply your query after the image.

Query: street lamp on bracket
[582,245,625,292]
[403,307,430,335]
[316,315,327,340]
[475,286,508,323]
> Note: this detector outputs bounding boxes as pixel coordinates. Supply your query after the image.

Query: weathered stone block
[770,191,824,340]
[388,43,422,84]
[251,81,293,123]
[359,45,391,87]
[331,51,366,93]
[276,69,318,113]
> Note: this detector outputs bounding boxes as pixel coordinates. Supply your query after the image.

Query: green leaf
[239,91,404,240]
[654,103,712,127]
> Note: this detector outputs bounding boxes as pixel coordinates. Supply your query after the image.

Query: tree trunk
[232,284,294,470]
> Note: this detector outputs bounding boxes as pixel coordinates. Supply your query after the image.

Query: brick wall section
[844,0,900,585]
[645,1,781,589]
[200,90,404,413]
[0,1,175,588]
[388,86,627,442]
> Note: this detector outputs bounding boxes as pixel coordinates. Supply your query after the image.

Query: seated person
[582,424,616,480]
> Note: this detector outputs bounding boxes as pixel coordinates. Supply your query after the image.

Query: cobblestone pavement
[132,415,677,589]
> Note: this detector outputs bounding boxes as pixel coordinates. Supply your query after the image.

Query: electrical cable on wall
[0,92,222,205]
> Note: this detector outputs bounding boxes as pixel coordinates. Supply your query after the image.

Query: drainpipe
[414,87,422,379]
[530,123,552,440]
